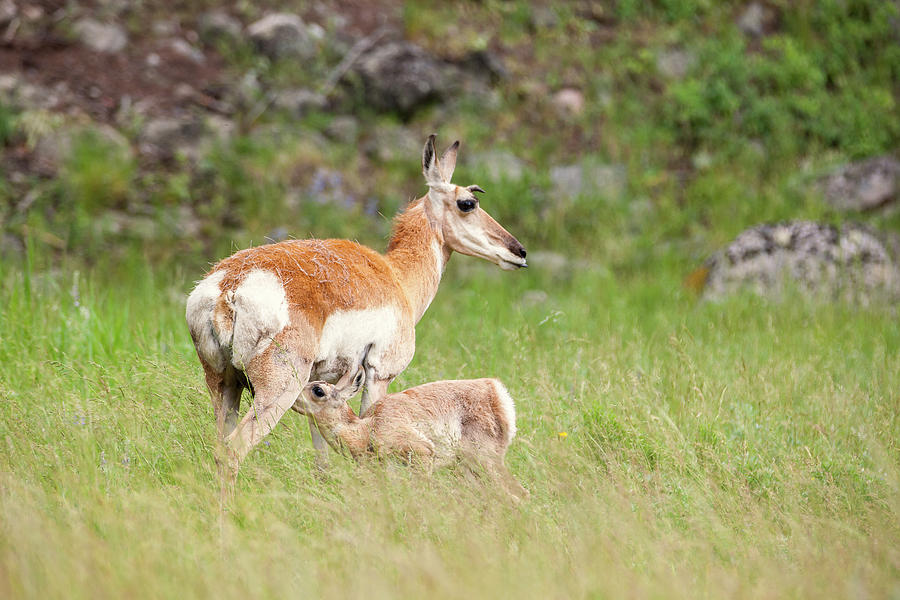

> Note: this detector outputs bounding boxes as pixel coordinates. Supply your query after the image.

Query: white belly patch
[315,306,400,379]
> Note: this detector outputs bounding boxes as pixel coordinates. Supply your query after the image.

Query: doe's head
[422,135,527,271]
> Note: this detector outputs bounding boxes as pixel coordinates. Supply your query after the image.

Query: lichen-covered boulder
[821,156,900,212]
[699,221,900,303]
[352,41,450,115]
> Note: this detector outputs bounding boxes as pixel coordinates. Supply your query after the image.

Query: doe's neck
[385,198,450,323]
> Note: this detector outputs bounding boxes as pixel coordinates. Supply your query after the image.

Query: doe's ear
[335,364,365,400]
[438,141,459,183]
[422,134,443,185]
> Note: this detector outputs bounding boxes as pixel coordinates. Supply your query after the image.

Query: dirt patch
[0,35,229,121]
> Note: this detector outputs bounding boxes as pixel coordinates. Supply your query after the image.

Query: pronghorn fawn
[185,135,527,494]
[293,365,528,500]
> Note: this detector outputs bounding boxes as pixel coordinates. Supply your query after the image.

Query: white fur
[185,270,227,371]
[315,306,400,380]
[492,380,517,445]
[229,269,290,368]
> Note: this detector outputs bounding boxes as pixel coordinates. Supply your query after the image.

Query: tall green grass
[1,244,898,598]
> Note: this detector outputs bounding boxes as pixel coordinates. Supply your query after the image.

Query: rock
[169,38,205,64]
[198,10,242,46]
[656,48,696,80]
[152,20,178,37]
[457,49,508,84]
[700,221,900,303]
[72,19,128,53]
[550,161,627,201]
[468,150,526,183]
[530,6,559,29]
[736,2,778,37]
[273,88,327,116]
[0,0,16,26]
[324,116,359,144]
[138,117,206,162]
[353,41,449,114]
[0,75,68,110]
[363,125,420,163]
[552,88,585,117]
[247,13,316,60]
[821,156,900,212]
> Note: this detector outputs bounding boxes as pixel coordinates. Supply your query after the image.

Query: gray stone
[821,156,900,212]
[151,20,178,37]
[247,13,316,60]
[736,2,772,37]
[0,0,17,26]
[198,10,242,45]
[273,88,327,116]
[139,117,205,162]
[0,76,69,110]
[656,48,696,80]
[353,41,449,114]
[169,38,205,64]
[530,6,559,29]
[552,88,585,117]
[701,221,900,303]
[72,19,128,53]
[364,125,420,163]
[468,150,526,183]
[550,161,627,201]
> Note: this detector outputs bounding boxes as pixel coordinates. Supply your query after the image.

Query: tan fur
[294,375,528,500]
[186,136,527,493]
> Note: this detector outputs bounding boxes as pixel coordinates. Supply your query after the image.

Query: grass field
[2,1,900,596]
[1,239,898,598]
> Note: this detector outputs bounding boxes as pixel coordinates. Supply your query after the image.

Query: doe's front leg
[359,376,390,416]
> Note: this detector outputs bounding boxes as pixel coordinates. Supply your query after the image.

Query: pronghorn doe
[185,135,527,489]
[293,366,528,499]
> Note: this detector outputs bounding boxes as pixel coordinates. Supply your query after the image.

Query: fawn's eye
[456,199,477,213]
[312,385,325,399]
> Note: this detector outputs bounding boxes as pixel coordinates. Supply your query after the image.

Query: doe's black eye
[312,385,325,399]
[457,199,477,212]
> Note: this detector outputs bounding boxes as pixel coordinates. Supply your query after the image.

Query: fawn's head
[294,365,365,424]
[421,135,527,271]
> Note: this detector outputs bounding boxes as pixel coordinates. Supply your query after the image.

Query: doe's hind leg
[224,344,312,476]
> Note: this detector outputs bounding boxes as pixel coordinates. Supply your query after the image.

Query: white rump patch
[229,269,290,369]
[316,306,400,378]
[185,270,227,371]
[492,380,517,445]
